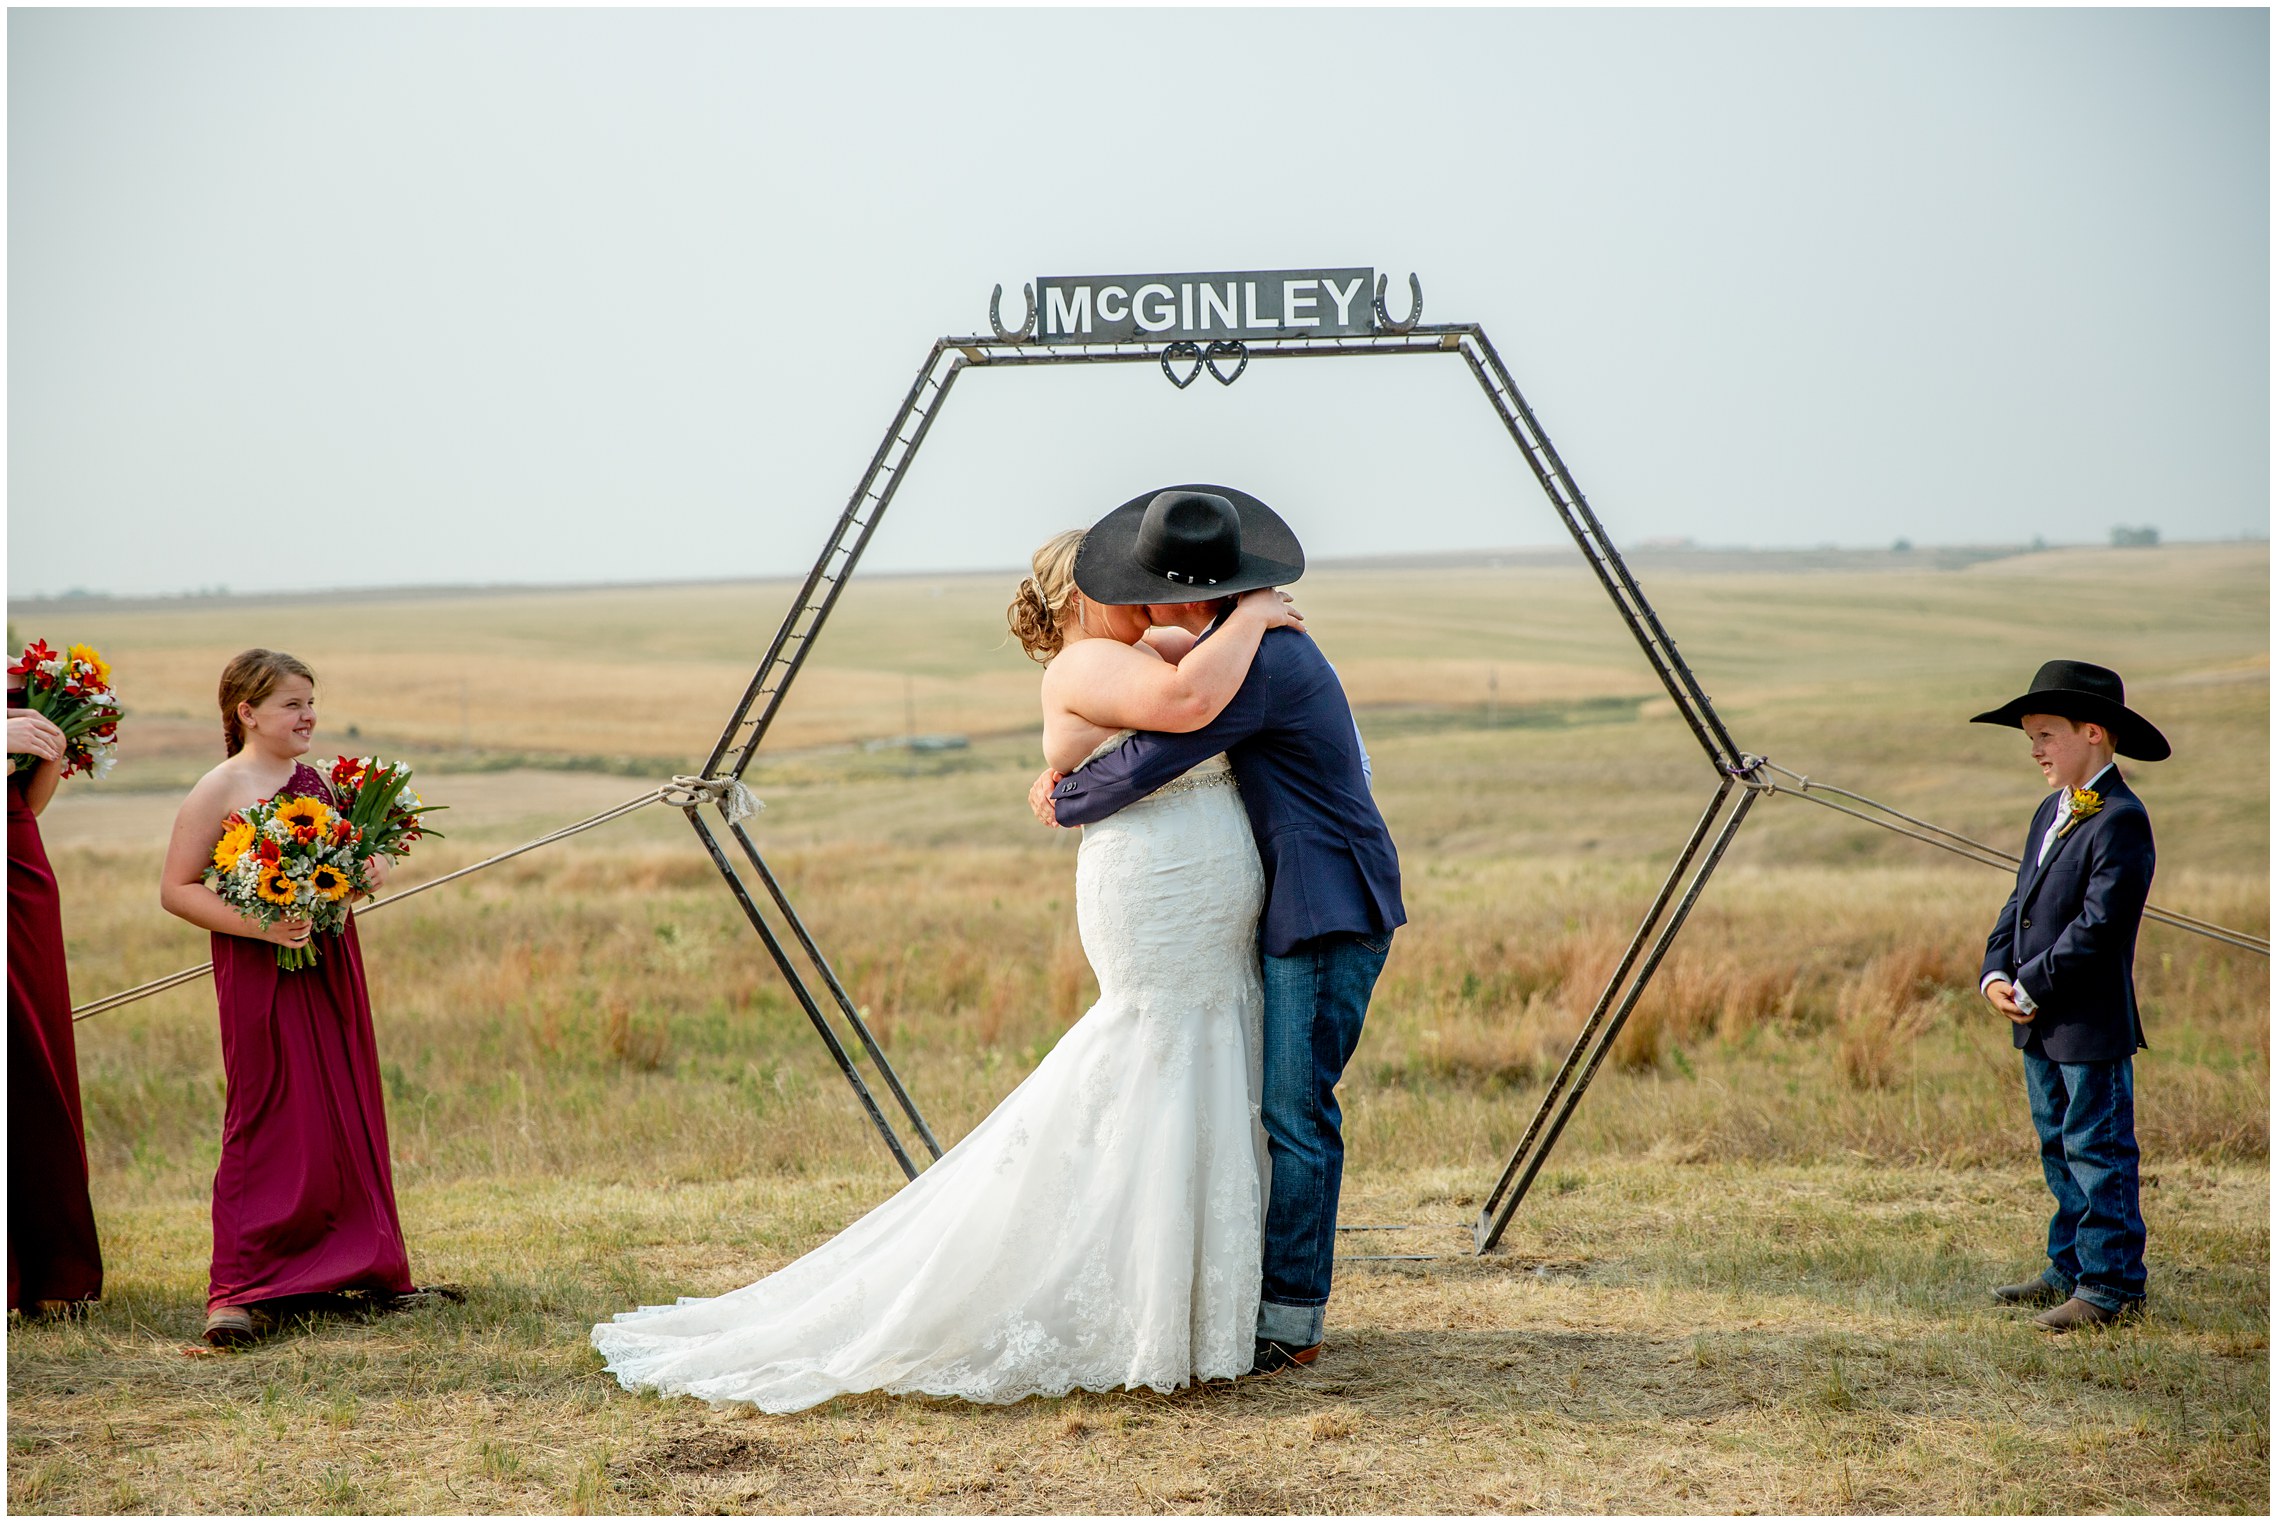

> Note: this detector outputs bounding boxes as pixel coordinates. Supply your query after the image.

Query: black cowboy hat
[1073,484,1304,606]
[1970,659,2170,762]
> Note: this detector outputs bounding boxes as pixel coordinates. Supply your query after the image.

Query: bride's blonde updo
[1008,529,1086,664]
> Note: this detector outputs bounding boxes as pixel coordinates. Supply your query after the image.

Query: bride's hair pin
[1007,530,1087,664]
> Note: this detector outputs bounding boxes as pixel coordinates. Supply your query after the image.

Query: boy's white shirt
[1983,759,2119,1014]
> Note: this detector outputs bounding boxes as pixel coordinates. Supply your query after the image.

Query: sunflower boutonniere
[2056,786,2104,839]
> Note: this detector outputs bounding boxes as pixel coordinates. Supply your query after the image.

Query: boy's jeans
[2022,1052,2147,1311]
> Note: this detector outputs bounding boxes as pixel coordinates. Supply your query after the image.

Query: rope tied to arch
[662,774,762,823]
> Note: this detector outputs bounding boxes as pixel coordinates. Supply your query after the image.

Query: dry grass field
[7,540,2269,1513]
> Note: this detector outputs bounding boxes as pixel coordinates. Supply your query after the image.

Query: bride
[590,528,1303,1410]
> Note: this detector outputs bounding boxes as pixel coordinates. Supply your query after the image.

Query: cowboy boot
[2034,1296,2141,1332]
[1993,1278,2066,1308]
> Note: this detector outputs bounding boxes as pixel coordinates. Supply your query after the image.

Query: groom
[1029,485,1405,1375]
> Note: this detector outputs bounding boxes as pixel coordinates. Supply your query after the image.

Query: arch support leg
[1473,777,1757,1253]
[686,805,941,1179]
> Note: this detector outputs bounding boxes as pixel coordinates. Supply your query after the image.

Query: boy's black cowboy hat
[1073,484,1304,606]
[1970,659,2171,761]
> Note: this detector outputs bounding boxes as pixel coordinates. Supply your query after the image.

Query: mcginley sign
[1036,268,1376,344]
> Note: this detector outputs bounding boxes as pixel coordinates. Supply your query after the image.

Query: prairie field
[7,540,2270,1514]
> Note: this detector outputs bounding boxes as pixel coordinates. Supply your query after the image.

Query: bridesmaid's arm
[159,774,305,945]
[7,710,65,816]
[22,755,63,817]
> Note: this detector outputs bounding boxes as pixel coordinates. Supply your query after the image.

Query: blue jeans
[1255,930,1391,1347]
[2022,1052,2147,1312]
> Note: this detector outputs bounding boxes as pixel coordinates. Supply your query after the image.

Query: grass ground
[8,541,2269,1512]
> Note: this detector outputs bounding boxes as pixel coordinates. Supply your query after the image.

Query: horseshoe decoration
[1204,341,1248,387]
[1374,272,1424,334]
[989,282,1036,343]
[1159,341,1204,389]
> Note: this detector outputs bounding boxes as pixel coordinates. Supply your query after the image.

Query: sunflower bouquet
[8,639,122,779]
[326,755,446,856]
[204,793,370,970]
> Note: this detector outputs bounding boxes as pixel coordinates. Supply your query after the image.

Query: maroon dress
[8,767,104,1310]
[207,760,413,1310]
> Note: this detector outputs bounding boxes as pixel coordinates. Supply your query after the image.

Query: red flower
[332,820,353,844]
[9,640,55,678]
[257,838,280,864]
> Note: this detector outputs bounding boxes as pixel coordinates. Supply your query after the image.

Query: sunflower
[274,797,331,839]
[65,644,111,687]
[308,863,353,901]
[255,866,300,906]
[212,819,258,872]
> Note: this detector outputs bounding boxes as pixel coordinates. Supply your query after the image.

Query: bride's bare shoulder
[1049,639,1163,675]
[1042,638,1161,692]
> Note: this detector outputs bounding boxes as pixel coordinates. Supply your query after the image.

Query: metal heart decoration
[1205,341,1248,387]
[1159,341,1203,389]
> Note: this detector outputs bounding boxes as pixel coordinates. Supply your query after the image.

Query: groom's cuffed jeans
[1257,929,1392,1348]
[2023,1052,2147,1313]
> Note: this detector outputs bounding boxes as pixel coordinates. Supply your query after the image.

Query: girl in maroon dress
[8,702,104,1318]
[160,649,415,1346]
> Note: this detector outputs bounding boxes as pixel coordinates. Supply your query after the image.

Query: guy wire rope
[1749,760,2268,955]
[69,776,750,1022]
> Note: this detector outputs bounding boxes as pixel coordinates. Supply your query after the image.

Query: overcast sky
[8,8,2268,598]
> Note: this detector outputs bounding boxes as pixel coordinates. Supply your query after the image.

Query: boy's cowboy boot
[1992,1278,2066,1308]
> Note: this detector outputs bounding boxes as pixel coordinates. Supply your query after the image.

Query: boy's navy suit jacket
[1049,626,1404,958]
[1980,769,2155,1063]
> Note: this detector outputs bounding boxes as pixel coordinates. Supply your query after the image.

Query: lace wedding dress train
[591,747,1267,1411]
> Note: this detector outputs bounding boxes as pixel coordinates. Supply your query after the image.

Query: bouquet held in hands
[9,640,122,779]
[202,756,445,969]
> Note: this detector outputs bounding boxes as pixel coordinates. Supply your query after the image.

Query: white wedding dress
[590,741,1268,1411]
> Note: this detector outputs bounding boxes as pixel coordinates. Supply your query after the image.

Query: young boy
[1972,660,2167,1331]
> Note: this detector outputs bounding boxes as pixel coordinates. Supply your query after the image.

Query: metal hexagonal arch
[677,279,1770,1255]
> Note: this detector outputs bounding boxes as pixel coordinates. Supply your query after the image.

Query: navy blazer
[1050,626,1405,958]
[1979,769,2155,1063]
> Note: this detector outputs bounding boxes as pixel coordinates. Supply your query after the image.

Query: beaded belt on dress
[1151,764,1237,801]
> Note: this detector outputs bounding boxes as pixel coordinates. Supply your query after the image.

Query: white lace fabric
[591,742,1267,1411]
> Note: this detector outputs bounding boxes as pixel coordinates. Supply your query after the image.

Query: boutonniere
[2056,786,2104,839]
